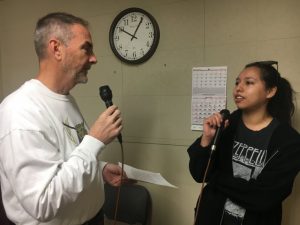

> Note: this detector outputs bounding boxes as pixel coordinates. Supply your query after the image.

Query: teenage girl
[188,61,300,225]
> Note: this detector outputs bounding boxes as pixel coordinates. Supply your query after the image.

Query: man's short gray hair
[34,12,89,59]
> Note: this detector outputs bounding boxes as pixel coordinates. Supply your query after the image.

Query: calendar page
[191,66,227,130]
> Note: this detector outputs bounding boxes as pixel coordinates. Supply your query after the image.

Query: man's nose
[90,54,97,64]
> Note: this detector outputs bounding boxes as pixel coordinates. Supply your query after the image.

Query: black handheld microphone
[211,109,230,152]
[99,85,122,144]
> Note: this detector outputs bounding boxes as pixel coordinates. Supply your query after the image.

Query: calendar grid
[191,66,227,131]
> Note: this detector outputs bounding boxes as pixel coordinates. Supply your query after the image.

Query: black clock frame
[109,7,160,64]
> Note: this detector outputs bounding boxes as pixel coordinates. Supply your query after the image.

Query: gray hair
[34,12,89,59]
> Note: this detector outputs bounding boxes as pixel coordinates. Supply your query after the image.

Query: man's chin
[79,79,88,84]
[76,75,88,84]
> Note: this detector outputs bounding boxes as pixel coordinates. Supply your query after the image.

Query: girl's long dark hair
[245,61,295,125]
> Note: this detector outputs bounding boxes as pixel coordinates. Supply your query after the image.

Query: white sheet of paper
[119,162,178,188]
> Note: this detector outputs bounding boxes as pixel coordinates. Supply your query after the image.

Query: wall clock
[109,7,160,64]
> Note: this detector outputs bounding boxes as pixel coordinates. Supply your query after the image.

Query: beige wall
[1,0,300,224]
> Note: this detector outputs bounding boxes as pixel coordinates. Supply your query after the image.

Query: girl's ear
[267,86,277,99]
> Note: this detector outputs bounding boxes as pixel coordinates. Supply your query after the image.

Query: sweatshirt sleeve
[187,137,217,183]
[212,140,300,211]
[0,130,105,221]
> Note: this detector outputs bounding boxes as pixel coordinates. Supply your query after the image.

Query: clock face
[109,8,160,64]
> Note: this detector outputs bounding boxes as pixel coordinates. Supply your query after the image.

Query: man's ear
[49,39,62,60]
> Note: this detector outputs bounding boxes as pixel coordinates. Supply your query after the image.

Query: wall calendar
[191,66,227,131]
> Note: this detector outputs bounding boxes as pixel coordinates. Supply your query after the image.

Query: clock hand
[131,17,143,41]
[120,28,137,39]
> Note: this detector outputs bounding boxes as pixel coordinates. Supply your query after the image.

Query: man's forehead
[71,24,91,38]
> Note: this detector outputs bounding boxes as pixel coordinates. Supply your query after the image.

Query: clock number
[140,48,145,56]
[124,50,128,56]
[114,35,120,41]
[149,32,154,38]
[145,22,150,29]
[133,51,137,59]
[131,14,138,23]
[146,41,150,47]
[123,19,129,26]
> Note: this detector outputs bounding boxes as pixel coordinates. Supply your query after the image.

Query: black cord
[193,148,214,225]
[113,140,124,225]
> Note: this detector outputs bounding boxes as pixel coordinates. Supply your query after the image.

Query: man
[0,12,124,225]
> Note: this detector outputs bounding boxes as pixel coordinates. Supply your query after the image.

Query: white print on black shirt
[232,140,267,180]
[224,140,267,223]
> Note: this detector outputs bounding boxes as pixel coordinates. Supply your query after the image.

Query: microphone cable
[112,139,124,225]
[193,149,213,225]
[193,109,230,225]
[99,85,124,225]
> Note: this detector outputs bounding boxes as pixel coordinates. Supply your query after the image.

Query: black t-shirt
[222,118,279,225]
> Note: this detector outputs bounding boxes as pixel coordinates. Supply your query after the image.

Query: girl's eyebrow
[244,76,257,80]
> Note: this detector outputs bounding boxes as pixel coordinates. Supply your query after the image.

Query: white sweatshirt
[0,79,106,225]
